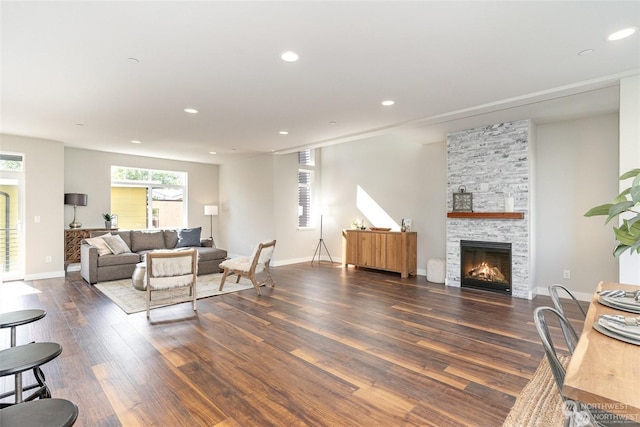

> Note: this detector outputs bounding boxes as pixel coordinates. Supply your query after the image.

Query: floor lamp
[311,206,333,265]
[204,205,219,246]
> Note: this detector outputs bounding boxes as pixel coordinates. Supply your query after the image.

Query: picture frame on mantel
[111,214,118,229]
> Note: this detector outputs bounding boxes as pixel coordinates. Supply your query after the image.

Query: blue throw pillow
[176,227,202,248]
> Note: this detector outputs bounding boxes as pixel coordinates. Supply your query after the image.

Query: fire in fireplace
[460,240,512,294]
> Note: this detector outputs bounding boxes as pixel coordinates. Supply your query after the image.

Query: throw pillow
[85,234,112,256]
[176,227,202,248]
[102,234,132,255]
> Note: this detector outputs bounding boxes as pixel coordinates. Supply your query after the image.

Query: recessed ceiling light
[76,123,84,127]
[330,121,337,125]
[131,140,142,144]
[578,49,594,56]
[184,108,198,114]
[127,57,140,64]
[607,27,638,41]
[381,100,395,106]
[279,131,289,135]
[281,51,299,62]
[209,151,216,155]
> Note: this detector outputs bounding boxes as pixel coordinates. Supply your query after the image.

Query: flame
[467,262,506,283]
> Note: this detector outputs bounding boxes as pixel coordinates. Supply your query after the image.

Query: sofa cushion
[130,230,166,252]
[164,230,179,249]
[85,234,112,256]
[176,227,202,248]
[195,246,227,262]
[102,234,131,255]
[97,252,141,267]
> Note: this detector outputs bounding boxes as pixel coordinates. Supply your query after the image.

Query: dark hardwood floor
[0,263,587,426]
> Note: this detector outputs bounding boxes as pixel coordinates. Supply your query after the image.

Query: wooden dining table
[562,281,640,422]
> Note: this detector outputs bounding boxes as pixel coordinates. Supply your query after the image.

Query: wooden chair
[145,249,198,318]
[219,240,276,295]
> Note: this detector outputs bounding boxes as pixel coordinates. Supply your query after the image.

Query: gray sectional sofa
[80,228,227,284]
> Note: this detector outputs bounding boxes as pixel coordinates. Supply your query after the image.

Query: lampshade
[204,205,219,216]
[64,193,88,207]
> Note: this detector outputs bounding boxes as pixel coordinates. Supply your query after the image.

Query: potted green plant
[102,213,113,229]
[584,168,640,257]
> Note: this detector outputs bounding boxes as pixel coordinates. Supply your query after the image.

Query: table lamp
[64,193,88,229]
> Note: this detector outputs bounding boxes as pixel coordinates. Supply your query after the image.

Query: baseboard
[536,286,593,302]
[24,270,66,281]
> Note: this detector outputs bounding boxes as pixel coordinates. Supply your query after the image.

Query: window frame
[110,166,187,229]
[297,149,316,230]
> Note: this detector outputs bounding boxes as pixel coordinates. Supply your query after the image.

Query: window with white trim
[298,149,315,229]
[110,166,187,230]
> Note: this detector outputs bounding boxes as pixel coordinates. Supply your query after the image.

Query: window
[298,149,315,228]
[0,153,24,172]
[111,166,187,229]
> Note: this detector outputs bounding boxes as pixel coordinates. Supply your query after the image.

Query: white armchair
[219,240,276,295]
[145,248,198,318]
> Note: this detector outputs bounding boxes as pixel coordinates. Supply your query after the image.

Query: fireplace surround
[446,119,532,299]
[460,240,512,295]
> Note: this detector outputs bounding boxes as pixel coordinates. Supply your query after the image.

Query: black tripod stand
[311,214,333,265]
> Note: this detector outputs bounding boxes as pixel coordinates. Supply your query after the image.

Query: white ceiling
[1,1,639,164]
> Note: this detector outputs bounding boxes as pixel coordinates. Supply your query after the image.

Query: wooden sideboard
[342,229,417,278]
[64,228,113,263]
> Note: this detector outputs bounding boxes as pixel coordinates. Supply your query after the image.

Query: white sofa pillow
[85,234,112,256]
[102,234,131,255]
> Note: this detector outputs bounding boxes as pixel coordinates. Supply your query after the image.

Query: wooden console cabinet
[64,228,113,263]
[342,229,417,278]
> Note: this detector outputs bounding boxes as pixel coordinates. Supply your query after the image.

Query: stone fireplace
[446,120,534,299]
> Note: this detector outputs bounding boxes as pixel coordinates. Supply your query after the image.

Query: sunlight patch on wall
[356,185,400,230]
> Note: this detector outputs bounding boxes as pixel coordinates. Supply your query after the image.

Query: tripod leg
[320,239,333,263]
[311,239,323,265]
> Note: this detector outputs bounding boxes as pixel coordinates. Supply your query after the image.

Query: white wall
[64,148,219,233]
[320,133,447,275]
[0,134,65,280]
[618,75,640,285]
[535,114,619,299]
[218,154,277,258]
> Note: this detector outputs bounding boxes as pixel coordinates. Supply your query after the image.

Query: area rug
[95,273,254,314]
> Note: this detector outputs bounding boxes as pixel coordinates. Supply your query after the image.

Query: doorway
[0,153,25,281]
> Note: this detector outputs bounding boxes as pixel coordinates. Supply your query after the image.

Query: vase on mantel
[105,221,112,229]
[504,193,514,212]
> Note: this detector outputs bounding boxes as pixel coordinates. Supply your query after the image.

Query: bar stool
[0,398,78,426]
[0,309,47,347]
[0,342,62,404]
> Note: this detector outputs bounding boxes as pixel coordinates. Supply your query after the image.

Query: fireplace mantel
[447,212,524,219]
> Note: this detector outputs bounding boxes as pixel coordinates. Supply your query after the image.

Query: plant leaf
[614,226,637,246]
[584,204,612,217]
[605,200,635,223]
[619,169,640,180]
[613,243,630,257]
